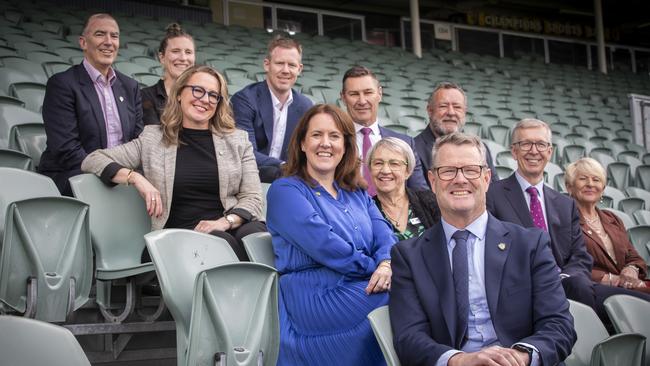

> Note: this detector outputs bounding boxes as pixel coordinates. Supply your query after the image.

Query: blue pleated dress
[267,177,397,366]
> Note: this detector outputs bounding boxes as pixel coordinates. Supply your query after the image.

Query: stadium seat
[242,232,275,268]
[0,104,43,148]
[590,149,616,170]
[603,186,627,210]
[607,162,632,190]
[69,174,161,323]
[42,61,72,77]
[0,149,32,170]
[562,144,586,167]
[144,229,240,366]
[0,197,92,322]
[8,123,46,169]
[635,165,650,191]
[627,187,650,211]
[634,210,650,226]
[602,208,636,230]
[618,197,645,215]
[24,50,66,64]
[368,306,402,366]
[566,300,645,366]
[9,82,46,112]
[626,225,650,263]
[603,295,650,366]
[113,61,150,77]
[185,262,279,366]
[0,57,48,84]
[0,316,91,366]
[132,72,161,87]
[494,165,514,180]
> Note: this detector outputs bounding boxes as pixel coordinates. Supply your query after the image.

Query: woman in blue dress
[266,104,397,365]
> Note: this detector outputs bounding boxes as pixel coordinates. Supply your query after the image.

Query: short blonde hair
[564,157,607,188]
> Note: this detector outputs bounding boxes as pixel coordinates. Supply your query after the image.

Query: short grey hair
[427,81,467,108]
[81,13,118,36]
[431,132,487,168]
[366,137,416,176]
[511,118,552,144]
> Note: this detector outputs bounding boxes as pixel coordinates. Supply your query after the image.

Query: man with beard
[414,82,498,187]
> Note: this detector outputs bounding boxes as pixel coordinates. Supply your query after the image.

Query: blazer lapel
[76,65,108,147]
[163,141,176,209]
[422,224,457,344]
[503,174,535,227]
[543,186,561,236]
[258,84,274,146]
[112,75,131,137]
[484,215,510,318]
[212,134,229,206]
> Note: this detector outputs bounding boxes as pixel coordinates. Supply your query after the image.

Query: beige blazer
[81,125,263,230]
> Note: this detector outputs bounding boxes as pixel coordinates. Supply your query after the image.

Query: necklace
[584,215,599,225]
[381,196,407,228]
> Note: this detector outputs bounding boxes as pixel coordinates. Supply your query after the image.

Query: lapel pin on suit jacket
[498,243,506,251]
[119,96,124,102]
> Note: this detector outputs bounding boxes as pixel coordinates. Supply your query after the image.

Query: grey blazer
[81,125,263,230]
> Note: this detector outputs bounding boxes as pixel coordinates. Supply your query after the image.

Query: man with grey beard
[414,82,498,187]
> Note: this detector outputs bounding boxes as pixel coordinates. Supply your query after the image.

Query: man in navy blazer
[390,132,575,366]
[39,14,143,195]
[231,35,312,182]
[340,66,428,193]
[414,82,498,187]
[486,118,650,323]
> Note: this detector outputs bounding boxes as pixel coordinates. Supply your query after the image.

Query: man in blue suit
[340,66,428,194]
[39,13,143,196]
[390,132,575,366]
[487,118,650,324]
[231,35,313,182]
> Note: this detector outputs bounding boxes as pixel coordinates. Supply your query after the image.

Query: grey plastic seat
[618,197,645,215]
[487,125,511,147]
[602,208,636,230]
[597,195,614,209]
[566,300,646,366]
[635,165,650,191]
[0,58,48,85]
[554,172,567,192]
[604,295,650,366]
[494,165,514,180]
[0,104,43,144]
[8,124,46,169]
[626,187,650,212]
[607,162,632,190]
[132,72,161,87]
[626,225,650,263]
[9,82,46,112]
[0,149,33,170]
[562,144,586,167]
[482,139,506,164]
[0,197,92,322]
[590,150,616,170]
[185,262,279,366]
[634,210,650,226]
[368,306,402,366]
[589,333,646,366]
[242,232,275,268]
[144,229,240,366]
[603,186,626,210]
[113,61,150,77]
[42,61,72,77]
[544,162,563,186]
[69,174,159,323]
[0,316,91,366]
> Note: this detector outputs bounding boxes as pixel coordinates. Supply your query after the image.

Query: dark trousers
[210,221,267,261]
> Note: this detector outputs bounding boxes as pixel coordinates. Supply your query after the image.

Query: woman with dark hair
[142,23,195,125]
[83,65,264,260]
[266,104,396,365]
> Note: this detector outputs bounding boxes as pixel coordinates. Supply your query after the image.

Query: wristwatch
[512,344,533,366]
[225,214,236,229]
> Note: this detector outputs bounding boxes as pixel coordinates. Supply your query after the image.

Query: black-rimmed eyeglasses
[433,165,486,181]
[512,141,552,152]
[184,85,222,105]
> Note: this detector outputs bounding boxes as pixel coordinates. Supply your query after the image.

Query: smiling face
[427,88,467,138]
[264,46,302,98]
[511,126,553,184]
[371,146,410,196]
[179,72,220,129]
[429,143,490,227]
[160,36,195,81]
[341,75,382,127]
[79,16,119,75]
[301,113,345,182]
[568,169,605,207]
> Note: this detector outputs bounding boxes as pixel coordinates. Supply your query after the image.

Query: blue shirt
[436,211,540,366]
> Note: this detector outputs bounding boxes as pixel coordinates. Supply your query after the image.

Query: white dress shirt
[268,86,293,159]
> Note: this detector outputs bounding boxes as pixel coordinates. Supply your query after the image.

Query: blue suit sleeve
[267,180,377,276]
[231,89,283,167]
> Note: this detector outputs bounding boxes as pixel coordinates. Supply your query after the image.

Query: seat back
[242,232,276,268]
[8,123,46,169]
[618,197,645,215]
[186,263,279,366]
[607,162,631,190]
[368,306,402,366]
[626,225,650,263]
[635,165,650,191]
[0,197,92,322]
[0,149,32,170]
[602,208,636,230]
[589,333,646,366]
[604,294,650,365]
[144,229,239,365]
[634,210,650,226]
[566,300,609,366]
[0,315,91,366]
[69,174,151,271]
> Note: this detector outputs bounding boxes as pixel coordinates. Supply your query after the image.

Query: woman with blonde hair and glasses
[83,65,264,260]
[368,137,440,240]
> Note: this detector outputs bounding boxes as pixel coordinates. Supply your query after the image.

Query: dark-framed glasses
[434,165,485,181]
[184,85,222,105]
[512,141,552,152]
[370,159,408,171]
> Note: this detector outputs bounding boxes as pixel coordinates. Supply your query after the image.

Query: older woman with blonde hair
[82,65,264,260]
[565,157,650,294]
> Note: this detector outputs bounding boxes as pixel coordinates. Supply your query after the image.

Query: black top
[164,128,225,229]
[141,79,166,126]
[373,188,440,237]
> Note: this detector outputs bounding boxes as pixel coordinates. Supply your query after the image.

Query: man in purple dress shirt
[39,13,143,195]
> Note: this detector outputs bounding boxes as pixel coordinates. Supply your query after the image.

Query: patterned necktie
[526,186,547,231]
[361,127,376,196]
[452,230,470,348]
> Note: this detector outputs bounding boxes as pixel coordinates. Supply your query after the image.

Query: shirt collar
[354,120,380,135]
[83,58,116,85]
[514,170,545,195]
[441,210,489,244]
[268,85,293,110]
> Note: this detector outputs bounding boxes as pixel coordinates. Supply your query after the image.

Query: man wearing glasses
[390,132,575,366]
[486,118,650,325]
